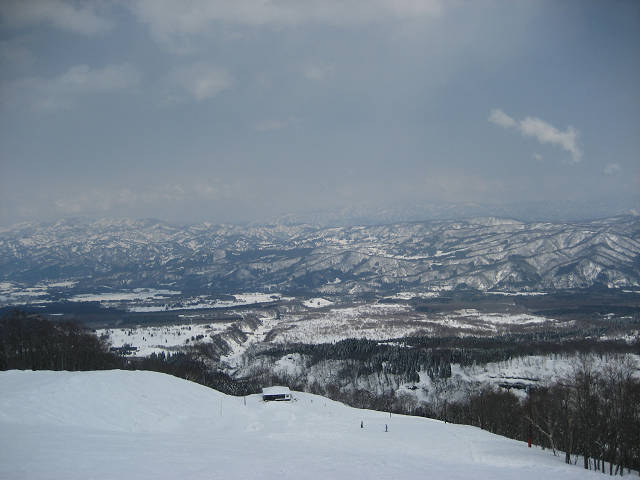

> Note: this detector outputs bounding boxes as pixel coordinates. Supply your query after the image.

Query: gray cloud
[255,118,296,132]
[129,0,443,50]
[1,1,637,227]
[165,64,232,102]
[0,0,113,35]
[2,63,140,111]
[303,62,335,81]
[53,64,140,92]
[0,38,34,68]
[604,163,621,175]
[131,0,443,29]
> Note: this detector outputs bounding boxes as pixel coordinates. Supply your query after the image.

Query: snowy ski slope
[0,370,599,480]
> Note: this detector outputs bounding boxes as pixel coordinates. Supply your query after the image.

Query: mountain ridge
[1,215,638,294]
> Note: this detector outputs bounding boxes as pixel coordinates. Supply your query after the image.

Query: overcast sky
[1,0,639,226]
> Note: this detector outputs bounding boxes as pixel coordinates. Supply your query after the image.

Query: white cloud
[489,108,582,163]
[533,153,543,161]
[2,63,140,111]
[488,109,516,129]
[603,163,621,175]
[167,64,232,101]
[519,116,581,163]
[0,0,113,35]
[129,0,443,48]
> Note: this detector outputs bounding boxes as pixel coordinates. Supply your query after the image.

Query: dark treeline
[0,311,257,396]
[261,334,639,384]
[0,310,123,370]
[400,333,640,366]
[528,360,640,475]
[263,338,452,383]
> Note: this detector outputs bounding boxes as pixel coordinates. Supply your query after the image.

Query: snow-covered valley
[2,217,638,478]
[0,370,601,480]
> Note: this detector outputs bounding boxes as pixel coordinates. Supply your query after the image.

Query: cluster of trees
[264,338,452,384]
[261,333,640,386]
[435,358,640,475]
[262,335,639,391]
[0,310,124,371]
[401,333,640,366]
[524,359,640,474]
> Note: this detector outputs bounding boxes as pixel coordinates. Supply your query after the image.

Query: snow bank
[0,370,596,480]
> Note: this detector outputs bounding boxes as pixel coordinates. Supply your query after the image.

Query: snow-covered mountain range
[1,215,638,294]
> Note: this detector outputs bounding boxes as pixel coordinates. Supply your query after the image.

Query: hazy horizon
[1,1,639,226]
[2,200,639,230]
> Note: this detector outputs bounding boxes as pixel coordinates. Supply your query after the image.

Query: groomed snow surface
[0,370,598,480]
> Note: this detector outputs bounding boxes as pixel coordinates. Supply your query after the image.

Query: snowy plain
[96,302,563,361]
[96,322,230,356]
[0,370,600,480]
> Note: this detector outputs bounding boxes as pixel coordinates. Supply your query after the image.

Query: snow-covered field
[385,291,440,300]
[96,302,561,359]
[127,292,287,312]
[302,297,334,308]
[97,322,230,356]
[266,304,557,344]
[69,288,180,303]
[97,313,283,360]
[269,304,423,343]
[0,281,51,306]
[0,370,598,480]
[436,309,552,328]
[0,282,288,312]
